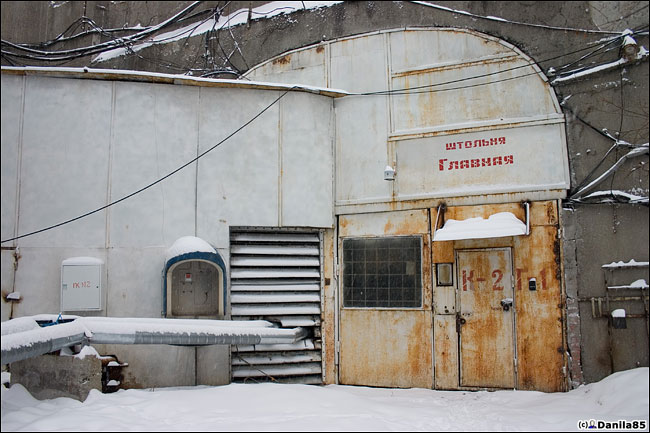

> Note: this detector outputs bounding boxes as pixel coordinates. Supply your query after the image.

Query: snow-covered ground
[1,368,648,432]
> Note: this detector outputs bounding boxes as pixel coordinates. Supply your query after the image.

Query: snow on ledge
[62,257,104,266]
[608,279,649,290]
[602,259,650,269]
[165,236,217,262]
[434,212,527,241]
[1,66,349,98]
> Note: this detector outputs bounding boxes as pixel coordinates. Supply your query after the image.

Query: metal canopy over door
[457,248,515,388]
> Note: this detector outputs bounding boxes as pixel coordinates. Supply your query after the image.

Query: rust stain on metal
[272,54,292,65]
[339,310,432,389]
[322,229,337,384]
[432,240,454,263]
[458,248,515,388]
[338,201,564,391]
[513,202,564,392]
[434,315,458,389]
[446,203,525,222]
[530,200,558,226]
[422,237,433,310]
[4,67,348,98]
[316,45,325,54]
[392,54,519,78]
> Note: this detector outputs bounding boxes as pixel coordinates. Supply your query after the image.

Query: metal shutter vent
[230,228,323,384]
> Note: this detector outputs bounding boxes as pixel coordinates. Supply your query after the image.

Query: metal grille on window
[230,228,323,384]
[342,236,422,308]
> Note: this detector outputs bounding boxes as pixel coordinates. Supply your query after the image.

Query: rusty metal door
[337,211,433,389]
[457,248,515,388]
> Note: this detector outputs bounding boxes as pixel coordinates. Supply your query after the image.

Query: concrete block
[10,354,102,401]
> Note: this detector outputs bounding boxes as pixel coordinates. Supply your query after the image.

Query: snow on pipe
[2,316,309,365]
[571,144,649,199]
[2,333,88,365]
[89,327,309,346]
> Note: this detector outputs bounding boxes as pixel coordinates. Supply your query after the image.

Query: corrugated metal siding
[230,229,323,384]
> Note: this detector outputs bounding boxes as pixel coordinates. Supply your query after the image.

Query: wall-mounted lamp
[384,165,396,181]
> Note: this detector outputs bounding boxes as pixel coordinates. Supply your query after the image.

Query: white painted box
[61,257,103,311]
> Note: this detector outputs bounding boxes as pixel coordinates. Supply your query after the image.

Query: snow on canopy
[165,236,217,262]
[433,212,527,241]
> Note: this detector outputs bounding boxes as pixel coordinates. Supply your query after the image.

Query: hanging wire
[0,86,296,244]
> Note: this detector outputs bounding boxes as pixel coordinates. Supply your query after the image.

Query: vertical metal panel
[389,29,512,72]
[339,309,432,388]
[514,224,565,392]
[109,81,198,247]
[0,74,23,243]
[246,45,328,88]
[281,93,334,228]
[322,229,337,384]
[330,34,387,93]
[434,315,458,389]
[197,89,281,246]
[338,209,433,388]
[18,76,112,248]
[457,248,515,388]
[230,228,322,384]
[105,247,164,318]
[331,33,393,205]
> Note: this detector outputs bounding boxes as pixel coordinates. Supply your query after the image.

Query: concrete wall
[563,204,649,384]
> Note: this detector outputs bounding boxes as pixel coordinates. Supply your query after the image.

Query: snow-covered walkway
[1,368,648,431]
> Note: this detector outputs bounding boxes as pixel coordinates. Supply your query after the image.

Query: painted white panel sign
[61,262,102,311]
[395,122,569,200]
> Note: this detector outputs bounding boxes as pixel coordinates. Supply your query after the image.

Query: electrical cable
[596,3,649,29]
[562,102,647,198]
[410,1,633,35]
[1,6,647,238]
[0,86,295,244]
[346,29,646,97]
[0,2,202,61]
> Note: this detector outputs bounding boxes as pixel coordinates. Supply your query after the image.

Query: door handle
[500,298,513,311]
